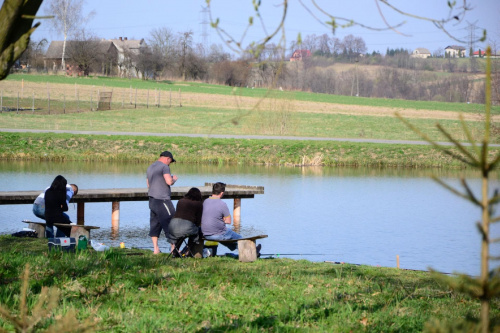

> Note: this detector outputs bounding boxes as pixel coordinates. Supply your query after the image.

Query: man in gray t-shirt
[147,151,178,254]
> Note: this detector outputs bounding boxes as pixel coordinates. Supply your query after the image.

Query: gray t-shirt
[146,161,171,200]
[201,197,230,236]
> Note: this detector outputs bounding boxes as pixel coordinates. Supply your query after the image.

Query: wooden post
[112,201,120,229]
[77,202,85,225]
[396,255,400,269]
[233,198,241,232]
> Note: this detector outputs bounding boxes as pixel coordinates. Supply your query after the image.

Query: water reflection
[0,160,499,276]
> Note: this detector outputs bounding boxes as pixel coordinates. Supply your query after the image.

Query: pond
[1,160,499,276]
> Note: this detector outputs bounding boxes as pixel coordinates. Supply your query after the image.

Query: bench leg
[29,223,46,238]
[70,227,90,244]
[192,242,204,258]
[238,239,257,262]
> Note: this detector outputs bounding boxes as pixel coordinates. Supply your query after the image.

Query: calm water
[1,160,499,276]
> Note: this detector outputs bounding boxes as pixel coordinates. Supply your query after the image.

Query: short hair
[212,182,226,195]
[184,187,202,202]
[70,184,79,195]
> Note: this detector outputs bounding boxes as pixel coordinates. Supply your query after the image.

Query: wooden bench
[22,220,100,240]
[194,235,268,262]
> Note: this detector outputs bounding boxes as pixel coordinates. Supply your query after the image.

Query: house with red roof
[290,49,312,62]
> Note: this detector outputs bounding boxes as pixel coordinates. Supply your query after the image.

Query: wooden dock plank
[0,185,264,205]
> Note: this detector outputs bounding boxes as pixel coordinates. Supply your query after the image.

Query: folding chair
[167,237,194,259]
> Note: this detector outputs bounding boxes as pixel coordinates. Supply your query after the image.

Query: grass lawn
[0,236,498,332]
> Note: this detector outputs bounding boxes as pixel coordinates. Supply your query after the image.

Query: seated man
[201,182,261,255]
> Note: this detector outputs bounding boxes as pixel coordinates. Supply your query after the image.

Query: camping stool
[167,238,193,259]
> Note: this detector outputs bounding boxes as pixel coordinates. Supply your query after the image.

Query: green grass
[0,105,492,143]
[5,73,499,113]
[2,131,498,168]
[0,236,498,332]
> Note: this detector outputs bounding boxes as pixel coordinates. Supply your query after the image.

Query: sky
[23,0,500,55]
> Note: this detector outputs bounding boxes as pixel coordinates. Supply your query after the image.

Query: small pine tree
[397,46,500,333]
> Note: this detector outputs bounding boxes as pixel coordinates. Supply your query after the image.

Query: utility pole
[466,21,479,73]
[200,6,210,54]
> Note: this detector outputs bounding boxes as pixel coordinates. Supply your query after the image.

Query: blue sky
[27,0,500,55]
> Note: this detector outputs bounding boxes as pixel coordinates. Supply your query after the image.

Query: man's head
[159,151,176,164]
[212,182,226,195]
[70,184,78,196]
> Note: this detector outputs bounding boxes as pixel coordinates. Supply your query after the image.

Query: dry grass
[0,79,493,122]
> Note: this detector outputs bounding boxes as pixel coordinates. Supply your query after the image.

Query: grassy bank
[1,131,493,168]
[0,236,498,332]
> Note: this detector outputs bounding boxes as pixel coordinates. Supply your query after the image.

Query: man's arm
[223,215,231,224]
[163,173,178,186]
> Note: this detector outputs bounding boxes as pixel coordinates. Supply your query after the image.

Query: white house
[411,48,431,58]
[445,45,466,58]
[110,37,147,78]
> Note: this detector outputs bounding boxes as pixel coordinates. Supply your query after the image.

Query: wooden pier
[0,183,264,230]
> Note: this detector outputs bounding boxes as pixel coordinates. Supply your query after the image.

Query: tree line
[16,28,499,105]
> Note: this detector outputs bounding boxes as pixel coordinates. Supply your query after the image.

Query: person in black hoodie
[44,175,72,238]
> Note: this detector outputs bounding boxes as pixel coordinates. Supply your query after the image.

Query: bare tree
[45,0,94,70]
[65,29,101,76]
[19,38,47,71]
[0,0,44,80]
[177,31,193,81]
[148,27,177,78]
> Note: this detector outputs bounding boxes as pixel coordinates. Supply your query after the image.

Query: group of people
[33,149,259,257]
[32,175,78,238]
[147,150,261,257]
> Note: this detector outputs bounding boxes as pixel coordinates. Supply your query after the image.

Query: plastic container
[90,239,110,251]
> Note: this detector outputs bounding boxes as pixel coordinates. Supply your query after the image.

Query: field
[0,74,498,146]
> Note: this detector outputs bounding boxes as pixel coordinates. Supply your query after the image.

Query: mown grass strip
[0,106,492,143]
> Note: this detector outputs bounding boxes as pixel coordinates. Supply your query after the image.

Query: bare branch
[461,178,481,206]
[431,176,479,205]
[396,113,476,167]
[379,0,484,43]
[436,123,478,165]
[459,113,480,157]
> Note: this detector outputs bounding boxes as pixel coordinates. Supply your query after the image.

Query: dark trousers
[148,197,175,238]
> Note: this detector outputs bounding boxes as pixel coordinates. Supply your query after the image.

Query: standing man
[147,151,178,254]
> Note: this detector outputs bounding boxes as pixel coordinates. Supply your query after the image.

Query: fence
[0,80,184,115]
